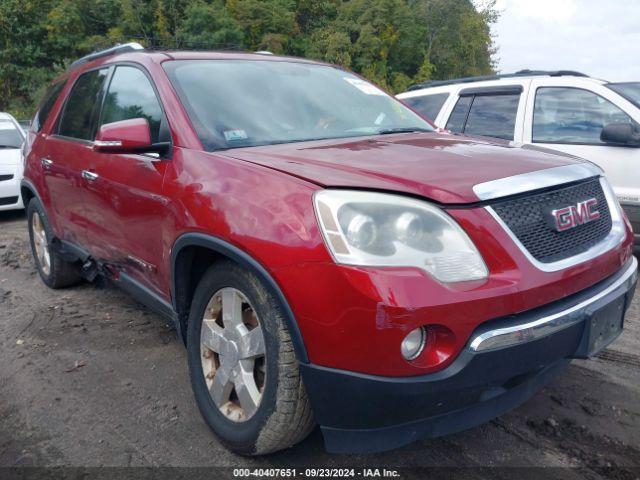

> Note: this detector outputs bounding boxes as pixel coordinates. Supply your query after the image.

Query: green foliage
[177,0,243,48]
[0,0,498,118]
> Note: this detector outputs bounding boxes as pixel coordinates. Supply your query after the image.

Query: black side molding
[171,233,309,364]
[115,272,177,323]
[49,238,91,264]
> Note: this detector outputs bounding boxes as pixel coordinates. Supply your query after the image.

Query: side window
[464,94,519,140]
[34,80,66,132]
[533,87,635,145]
[58,68,109,140]
[403,93,449,121]
[100,66,164,143]
[446,96,472,133]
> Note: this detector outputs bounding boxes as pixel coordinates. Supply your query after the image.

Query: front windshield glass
[608,82,640,109]
[163,60,433,151]
[0,120,24,149]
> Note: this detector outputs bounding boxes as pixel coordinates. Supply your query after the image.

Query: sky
[492,0,640,82]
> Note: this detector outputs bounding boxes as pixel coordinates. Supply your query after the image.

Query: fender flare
[20,179,57,233]
[20,179,44,208]
[171,232,309,364]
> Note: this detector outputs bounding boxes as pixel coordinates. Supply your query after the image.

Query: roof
[70,42,321,70]
[407,70,594,92]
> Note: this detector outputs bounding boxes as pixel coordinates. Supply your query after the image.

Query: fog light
[401,327,426,360]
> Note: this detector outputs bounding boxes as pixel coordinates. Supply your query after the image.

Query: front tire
[27,198,82,289]
[187,261,314,455]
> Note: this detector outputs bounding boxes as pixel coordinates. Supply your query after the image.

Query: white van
[398,71,640,253]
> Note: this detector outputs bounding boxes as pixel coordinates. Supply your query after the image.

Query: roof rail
[70,42,145,69]
[407,69,590,91]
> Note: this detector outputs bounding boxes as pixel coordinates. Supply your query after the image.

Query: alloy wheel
[31,212,51,276]
[200,287,267,422]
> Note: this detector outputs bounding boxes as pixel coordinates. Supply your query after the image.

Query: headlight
[313,190,488,283]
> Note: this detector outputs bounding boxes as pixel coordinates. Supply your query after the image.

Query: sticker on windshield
[223,129,248,142]
[343,77,385,96]
[374,113,386,125]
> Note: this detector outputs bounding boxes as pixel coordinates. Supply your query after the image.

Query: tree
[226,0,297,53]
[307,0,427,89]
[177,0,243,48]
[0,0,57,117]
[0,0,498,118]
[414,0,496,79]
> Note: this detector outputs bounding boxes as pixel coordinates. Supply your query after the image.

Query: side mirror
[600,123,640,147]
[93,118,169,154]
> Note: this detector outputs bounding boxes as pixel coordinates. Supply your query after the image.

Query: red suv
[22,43,637,455]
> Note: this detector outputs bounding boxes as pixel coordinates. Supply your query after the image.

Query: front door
[523,80,640,205]
[83,64,172,296]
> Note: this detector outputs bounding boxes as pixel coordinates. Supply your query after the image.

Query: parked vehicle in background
[0,112,26,211]
[398,71,640,253]
[21,45,637,455]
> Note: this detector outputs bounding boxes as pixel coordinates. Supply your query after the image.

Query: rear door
[84,64,171,294]
[42,67,109,247]
[442,84,528,142]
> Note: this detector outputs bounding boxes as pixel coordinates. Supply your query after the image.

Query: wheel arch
[171,232,309,364]
[20,179,40,209]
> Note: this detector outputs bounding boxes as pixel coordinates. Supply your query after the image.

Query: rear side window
[446,96,472,133]
[607,82,640,109]
[34,81,66,132]
[446,93,519,140]
[464,95,519,140]
[58,68,109,140]
[100,66,164,143]
[533,87,636,145]
[403,93,449,121]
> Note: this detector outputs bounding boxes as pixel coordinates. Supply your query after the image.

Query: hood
[221,132,589,204]
[0,148,22,166]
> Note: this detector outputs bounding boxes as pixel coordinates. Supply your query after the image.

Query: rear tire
[186,261,314,455]
[27,198,82,289]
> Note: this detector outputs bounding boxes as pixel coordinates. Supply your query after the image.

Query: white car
[397,70,640,253]
[0,112,26,211]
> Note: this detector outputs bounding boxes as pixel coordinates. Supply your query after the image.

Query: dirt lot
[1,209,639,477]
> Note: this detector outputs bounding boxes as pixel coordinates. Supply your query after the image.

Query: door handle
[41,158,53,167]
[82,170,99,181]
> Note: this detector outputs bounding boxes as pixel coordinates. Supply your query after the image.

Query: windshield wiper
[0,145,19,149]
[377,127,432,135]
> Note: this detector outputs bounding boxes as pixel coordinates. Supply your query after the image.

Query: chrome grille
[492,179,612,263]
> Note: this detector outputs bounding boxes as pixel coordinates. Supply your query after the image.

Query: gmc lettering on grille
[551,198,601,232]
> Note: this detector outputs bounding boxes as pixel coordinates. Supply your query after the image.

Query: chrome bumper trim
[469,256,638,352]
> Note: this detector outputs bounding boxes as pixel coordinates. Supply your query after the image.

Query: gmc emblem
[551,198,601,232]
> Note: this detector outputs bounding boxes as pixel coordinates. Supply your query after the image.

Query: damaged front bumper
[300,257,638,454]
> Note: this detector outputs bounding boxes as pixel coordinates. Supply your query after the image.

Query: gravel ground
[1,209,639,477]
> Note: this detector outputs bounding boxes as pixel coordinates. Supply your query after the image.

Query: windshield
[608,82,640,109]
[163,60,433,151]
[0,120,24,149]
